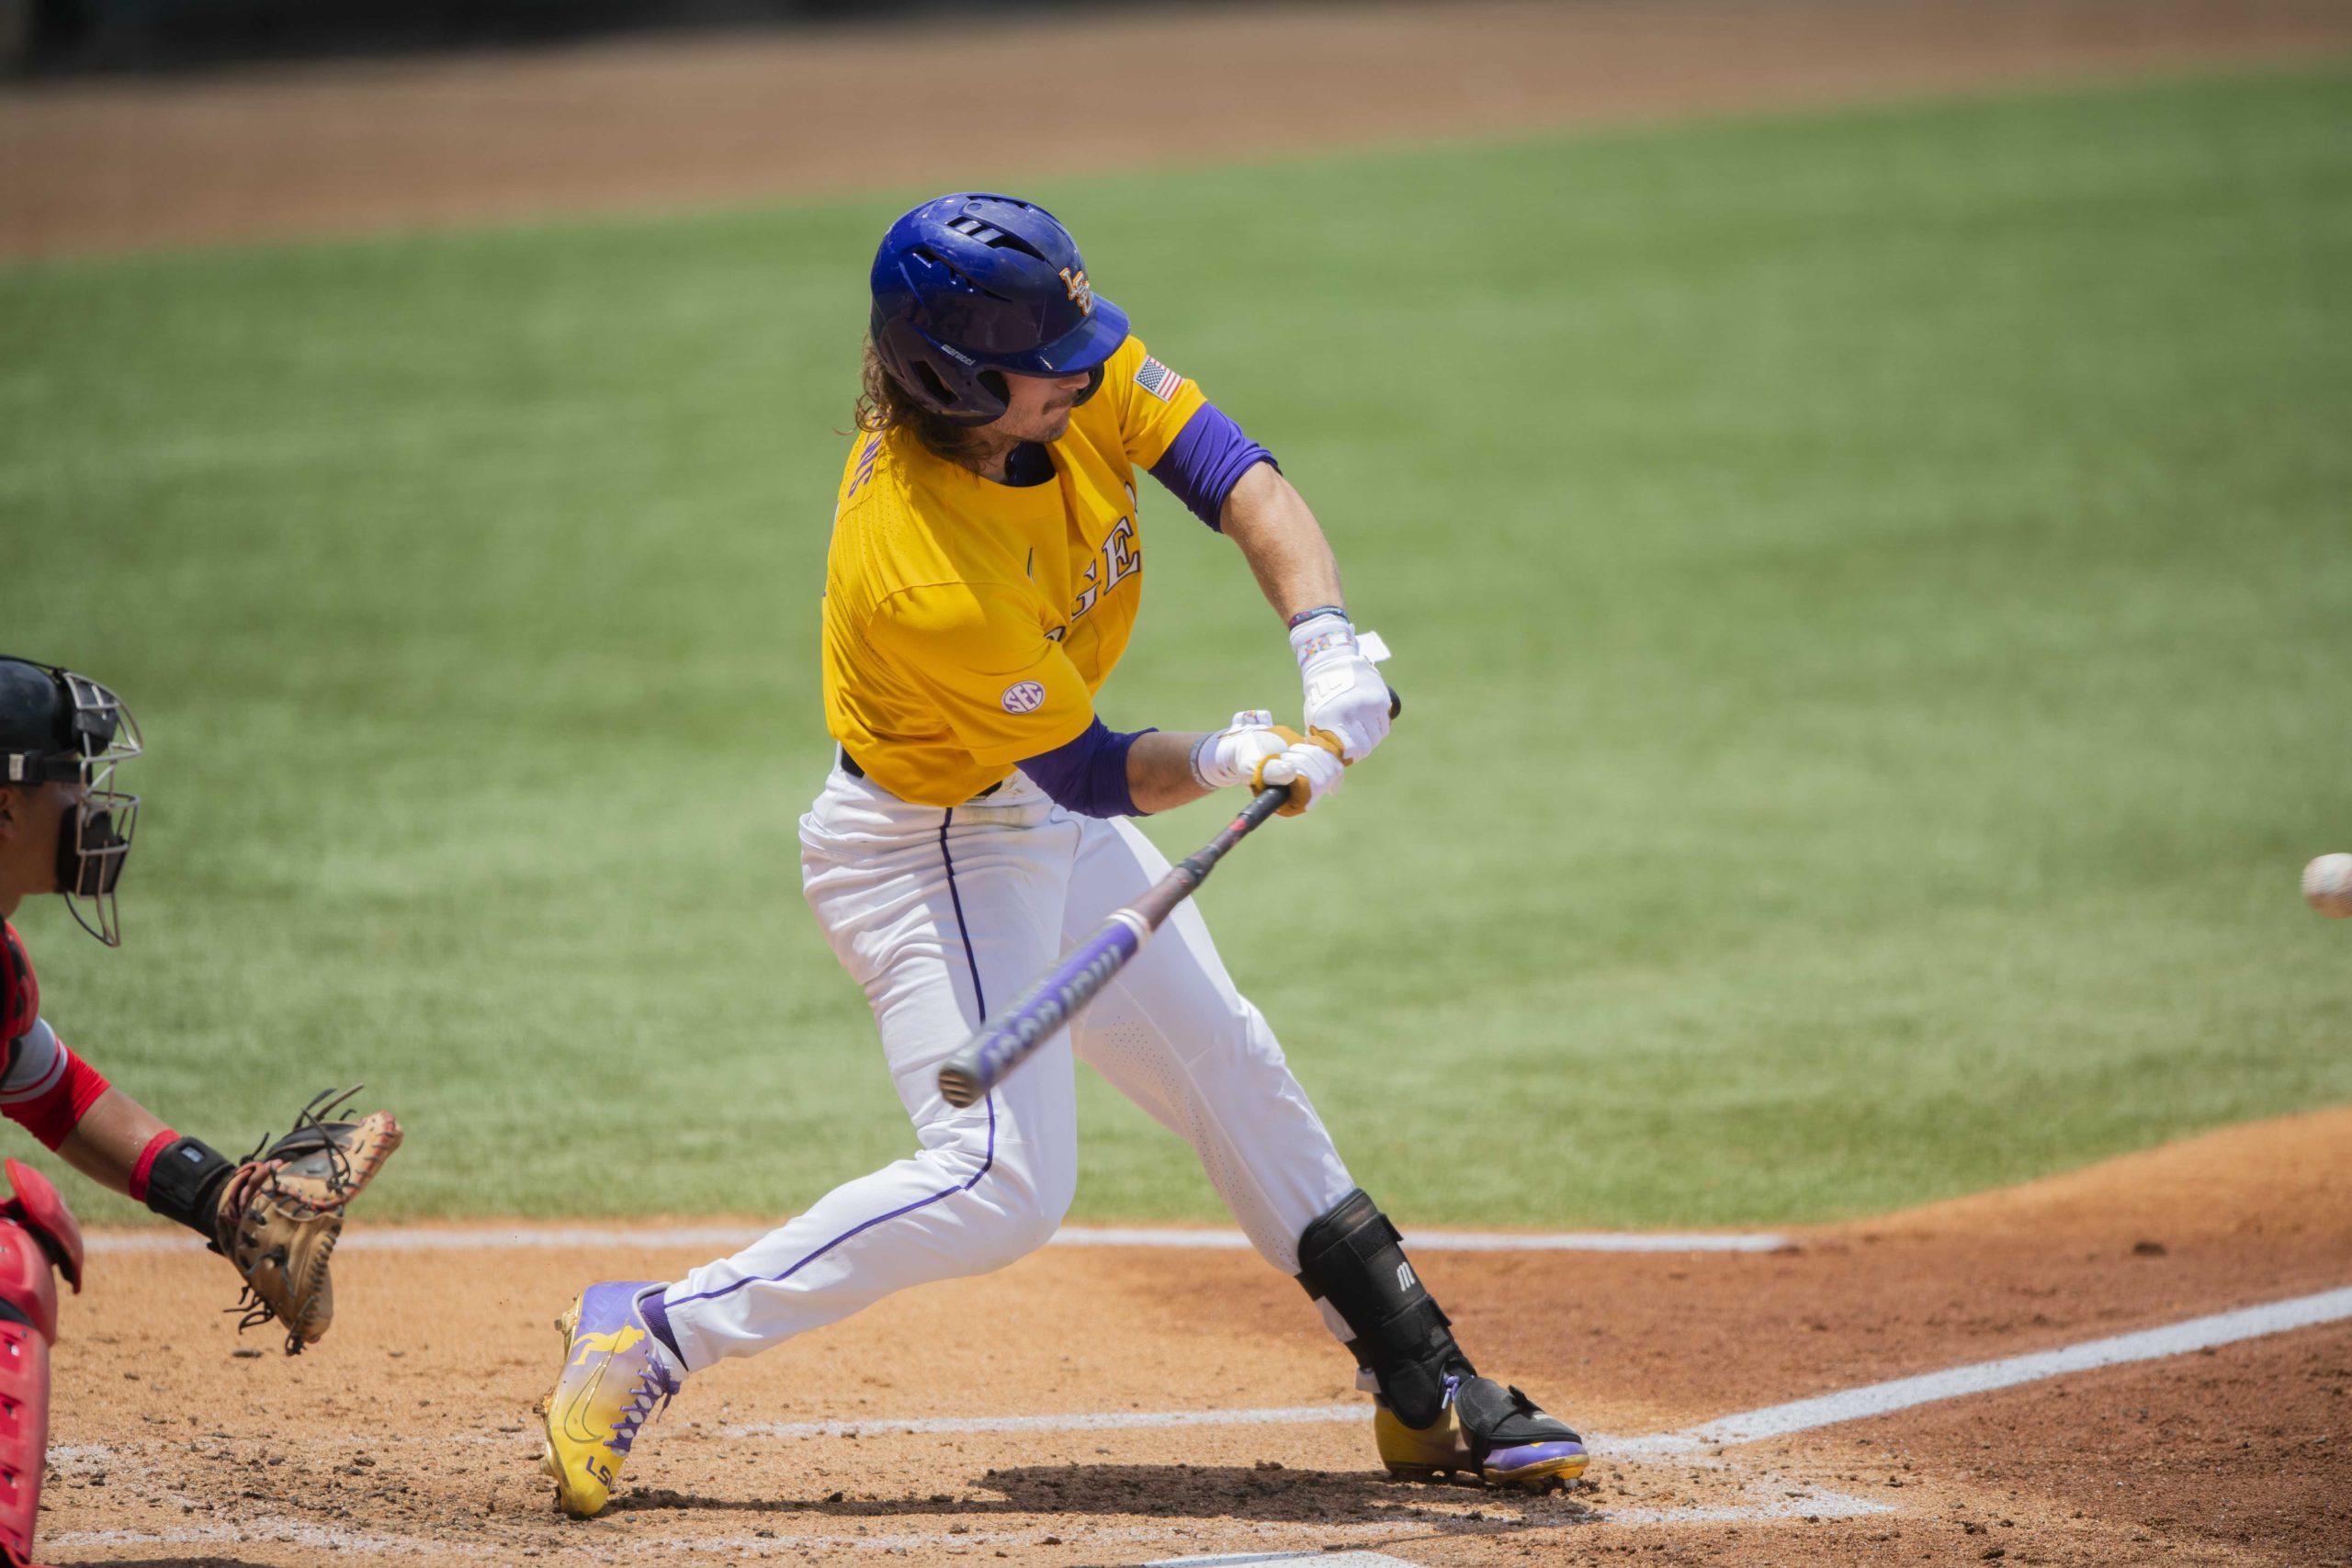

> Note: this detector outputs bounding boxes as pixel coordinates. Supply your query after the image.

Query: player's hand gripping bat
[937,684,1400,1110]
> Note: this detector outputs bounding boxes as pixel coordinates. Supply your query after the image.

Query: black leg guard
[141,1136,235,1244]
[1295,1189,1472,1428]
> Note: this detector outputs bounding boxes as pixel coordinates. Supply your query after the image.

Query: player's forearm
[58,1085,254,1239]
[1220,464,1345,623]
[54,1086,170,1196]
[1125,730,1219,815]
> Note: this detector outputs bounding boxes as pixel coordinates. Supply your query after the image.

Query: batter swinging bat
[937,683,1400,1110]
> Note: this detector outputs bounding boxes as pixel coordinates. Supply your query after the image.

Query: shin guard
[1295,1189,1471,1428]
[0,1162,74,1568]
[0,1305,48,1568]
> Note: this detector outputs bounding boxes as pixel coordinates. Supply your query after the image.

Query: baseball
[2302,853,2352,918]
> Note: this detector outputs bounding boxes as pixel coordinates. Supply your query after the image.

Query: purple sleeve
[1016,716,1157,818]
[1147,402,1277,531]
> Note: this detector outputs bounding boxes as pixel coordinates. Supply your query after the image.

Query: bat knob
[938,1064,981,1110]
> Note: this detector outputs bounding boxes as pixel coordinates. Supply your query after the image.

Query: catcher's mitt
[216,1087,401,1354]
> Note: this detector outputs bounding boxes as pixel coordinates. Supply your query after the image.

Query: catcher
[0,655,401,1567]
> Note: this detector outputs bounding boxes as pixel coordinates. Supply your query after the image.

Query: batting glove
[1292,610,1391,762]
[1254,732,1347,818]
[1189,710,1295,790]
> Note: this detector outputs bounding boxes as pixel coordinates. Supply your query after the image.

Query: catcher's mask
[0,658,142,947]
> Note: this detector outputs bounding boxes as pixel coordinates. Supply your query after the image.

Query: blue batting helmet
[868,192,1130,426]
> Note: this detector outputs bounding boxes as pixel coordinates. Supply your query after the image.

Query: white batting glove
[1292,610,1391,762]
[1188,710,1294,790]
[1254,734,1347,818]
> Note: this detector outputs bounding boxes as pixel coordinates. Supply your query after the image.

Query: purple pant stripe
[939,808,989,1015]
[668,808,997,1312]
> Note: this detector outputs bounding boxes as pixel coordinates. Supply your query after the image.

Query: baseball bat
[936,690,1400,1110]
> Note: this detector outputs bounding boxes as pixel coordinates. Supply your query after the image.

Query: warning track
[3,0,2348,259]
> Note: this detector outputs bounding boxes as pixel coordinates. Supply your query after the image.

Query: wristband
[141,1134,236,1241]
[128,1128,178,1201]
[1187,731,1218,790]
[1291,615,1360,663]
[1285,604,1348,632]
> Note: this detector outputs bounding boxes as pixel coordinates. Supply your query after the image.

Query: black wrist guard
[142,1136,234,1243]
[1295,1188,1471,1428]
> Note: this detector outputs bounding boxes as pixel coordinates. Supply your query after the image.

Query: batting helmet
[868,192,1130,426]
[0,658,141,947]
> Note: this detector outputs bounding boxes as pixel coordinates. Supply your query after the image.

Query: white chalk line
[713,1282,2352,1446]
[1611,1282,2352,1457]
[1055,1226,1787,1254]
[50,1518,423,1554]
[48,1284,2348,1559]
[81,1221,1787,1256]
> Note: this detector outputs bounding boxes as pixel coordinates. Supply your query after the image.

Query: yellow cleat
[538,1281,680,1518]
[1375,1375,1589,1491]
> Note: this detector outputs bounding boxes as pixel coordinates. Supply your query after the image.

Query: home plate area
[35,1113,2352,1565]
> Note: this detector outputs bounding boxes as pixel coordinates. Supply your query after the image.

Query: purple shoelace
[608,1361,679,1455]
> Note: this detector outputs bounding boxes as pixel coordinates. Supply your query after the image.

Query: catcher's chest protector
[0,922,33,1049]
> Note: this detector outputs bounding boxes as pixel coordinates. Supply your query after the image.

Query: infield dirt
[41,1108,2352,1565]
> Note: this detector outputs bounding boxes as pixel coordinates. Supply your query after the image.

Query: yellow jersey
[820,335,1207,806]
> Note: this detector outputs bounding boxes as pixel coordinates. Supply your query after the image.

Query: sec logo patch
[1001,681,1046,715]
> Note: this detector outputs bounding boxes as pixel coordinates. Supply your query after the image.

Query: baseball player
[0,657,401,1566]
[541,193,1586,1517]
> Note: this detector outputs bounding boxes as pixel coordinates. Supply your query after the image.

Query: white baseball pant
[656,764,1357,1371]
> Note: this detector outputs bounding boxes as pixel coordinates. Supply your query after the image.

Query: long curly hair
[854,335,990,468]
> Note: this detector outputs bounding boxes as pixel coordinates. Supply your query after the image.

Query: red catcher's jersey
[1,919,35,1046]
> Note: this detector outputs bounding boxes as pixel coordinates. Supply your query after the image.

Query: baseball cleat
[1375,1375,1589,1491]
[539,1281,680,1518]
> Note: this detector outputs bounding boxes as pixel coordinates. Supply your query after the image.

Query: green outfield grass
[3,66,2348,1228]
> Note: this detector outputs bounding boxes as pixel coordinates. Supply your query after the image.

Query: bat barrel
[936,910,1149,1108]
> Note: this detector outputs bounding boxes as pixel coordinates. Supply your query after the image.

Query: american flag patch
[1133,355,1186,402]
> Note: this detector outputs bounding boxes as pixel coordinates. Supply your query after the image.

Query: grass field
[3,67,2347,1229]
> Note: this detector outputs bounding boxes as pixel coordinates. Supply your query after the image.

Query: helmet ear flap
[909,358,957,411]
[872,317,1011,425]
